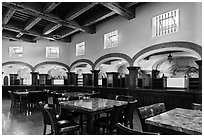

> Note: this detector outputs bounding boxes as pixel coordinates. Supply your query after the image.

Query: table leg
[87,113,95,134]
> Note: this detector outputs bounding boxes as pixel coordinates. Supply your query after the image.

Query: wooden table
[60,98,128,134]
[145,108,202,135]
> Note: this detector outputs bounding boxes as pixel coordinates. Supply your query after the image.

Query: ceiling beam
[3,24,55,41]
[82,10,115,26]
[124,2,138,8]
[43,23,62,35]
[65,2,98,21]
[24,17,41,31]
[100,2,135,20]
[83,2,137,26]
[3,2,95,34]
[3,31,36,43]
[2,8,16,25]
[58,28,79,38]
[43,2,61,13]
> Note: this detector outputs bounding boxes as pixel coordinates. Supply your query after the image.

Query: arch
[94,53,133,69]
[70,59,94,70]
[132,41,202,65]
[33,61,70,72]
[2,61,34,71]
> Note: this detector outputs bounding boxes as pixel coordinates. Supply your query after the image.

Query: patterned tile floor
[2,98,142,135]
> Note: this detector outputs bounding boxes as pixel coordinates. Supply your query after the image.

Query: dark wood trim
[100,2,135,20]
[65,2,98,21]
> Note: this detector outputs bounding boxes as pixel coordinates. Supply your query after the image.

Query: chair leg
[43,125,47,135]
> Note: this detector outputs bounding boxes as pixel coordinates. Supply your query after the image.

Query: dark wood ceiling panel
[75,4,112,26]
[100,2,135,20]
[2,2,142,43]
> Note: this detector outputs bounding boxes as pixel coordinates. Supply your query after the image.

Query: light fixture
[167,53,173,63]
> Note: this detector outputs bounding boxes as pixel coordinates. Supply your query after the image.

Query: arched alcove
[2,61,33,85]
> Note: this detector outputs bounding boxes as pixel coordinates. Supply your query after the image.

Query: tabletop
[145,108,202,135]
[13,90,45,95]
[60,98,128,112]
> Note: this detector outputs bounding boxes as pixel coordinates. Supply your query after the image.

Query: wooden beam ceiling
[100,2,135,20]
[2,8,16,25]
[83,2,137,26]
[2,2,140,43]
[43,2,61,13]
[65,2,98,21]
[43,23,62,35]
[2,2,95,33]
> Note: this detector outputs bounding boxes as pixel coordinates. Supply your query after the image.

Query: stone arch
[94,53,133,69]
[2,61,34,71]
[33,61,70,72]
[132,41,202,65]
[70,59,94,71]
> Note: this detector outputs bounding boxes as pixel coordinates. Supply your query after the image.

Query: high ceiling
[2,2,143,43]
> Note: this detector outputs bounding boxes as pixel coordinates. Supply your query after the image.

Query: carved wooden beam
[3,31,36,43]
[43,23,62,35]
[3,2,95,34]
[2,8,16,25]
[124,2,138,8]
[43,2,61,13]
[100,2,135,20]
[24,17,41,31]
[82,10,115,26]
[58,28,79,38]
[83,2,137,26]
[3,24,55,40]
[65,2,98,21]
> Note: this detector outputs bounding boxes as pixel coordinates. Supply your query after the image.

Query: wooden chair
[95,105,124,134]
[108,94,119,100]
[192,103,202,111]
[8,90,20,112]
[42,103,79,135]
[123,100,138,129]
[116,123,160,135]
[137,103,166,132]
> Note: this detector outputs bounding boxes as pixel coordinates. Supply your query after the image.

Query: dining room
[2,1,202,135]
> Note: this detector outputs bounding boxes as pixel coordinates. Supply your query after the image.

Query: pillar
[195,60,202,90]
[127,66,140,89]
[30,72,39,86]
[91,70,100,87]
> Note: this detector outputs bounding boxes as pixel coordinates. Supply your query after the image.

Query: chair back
[108,94,119,100]
[28,92,38,103]
[38,91,48,103]
[44,104,59,135]
[110,105,124,130]
[116,123,159,135]
[39,102,52,125]
[8,90,14,101]
[192,103,202,111]
[124,100,138,128]
[118,95,134,102]
[137,103,166,131]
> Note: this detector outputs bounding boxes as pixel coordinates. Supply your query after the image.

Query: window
[46,47,59,58]
[104,30,118,49]
[9,47,23,57]
[152,9,179,37]
[76,42,85,56]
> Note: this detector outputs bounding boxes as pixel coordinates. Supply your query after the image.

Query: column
[91,70,100,87]
[195,60,202,90]
[67,72,75,86]
[127,66,140,89]
[30,72,39,86]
